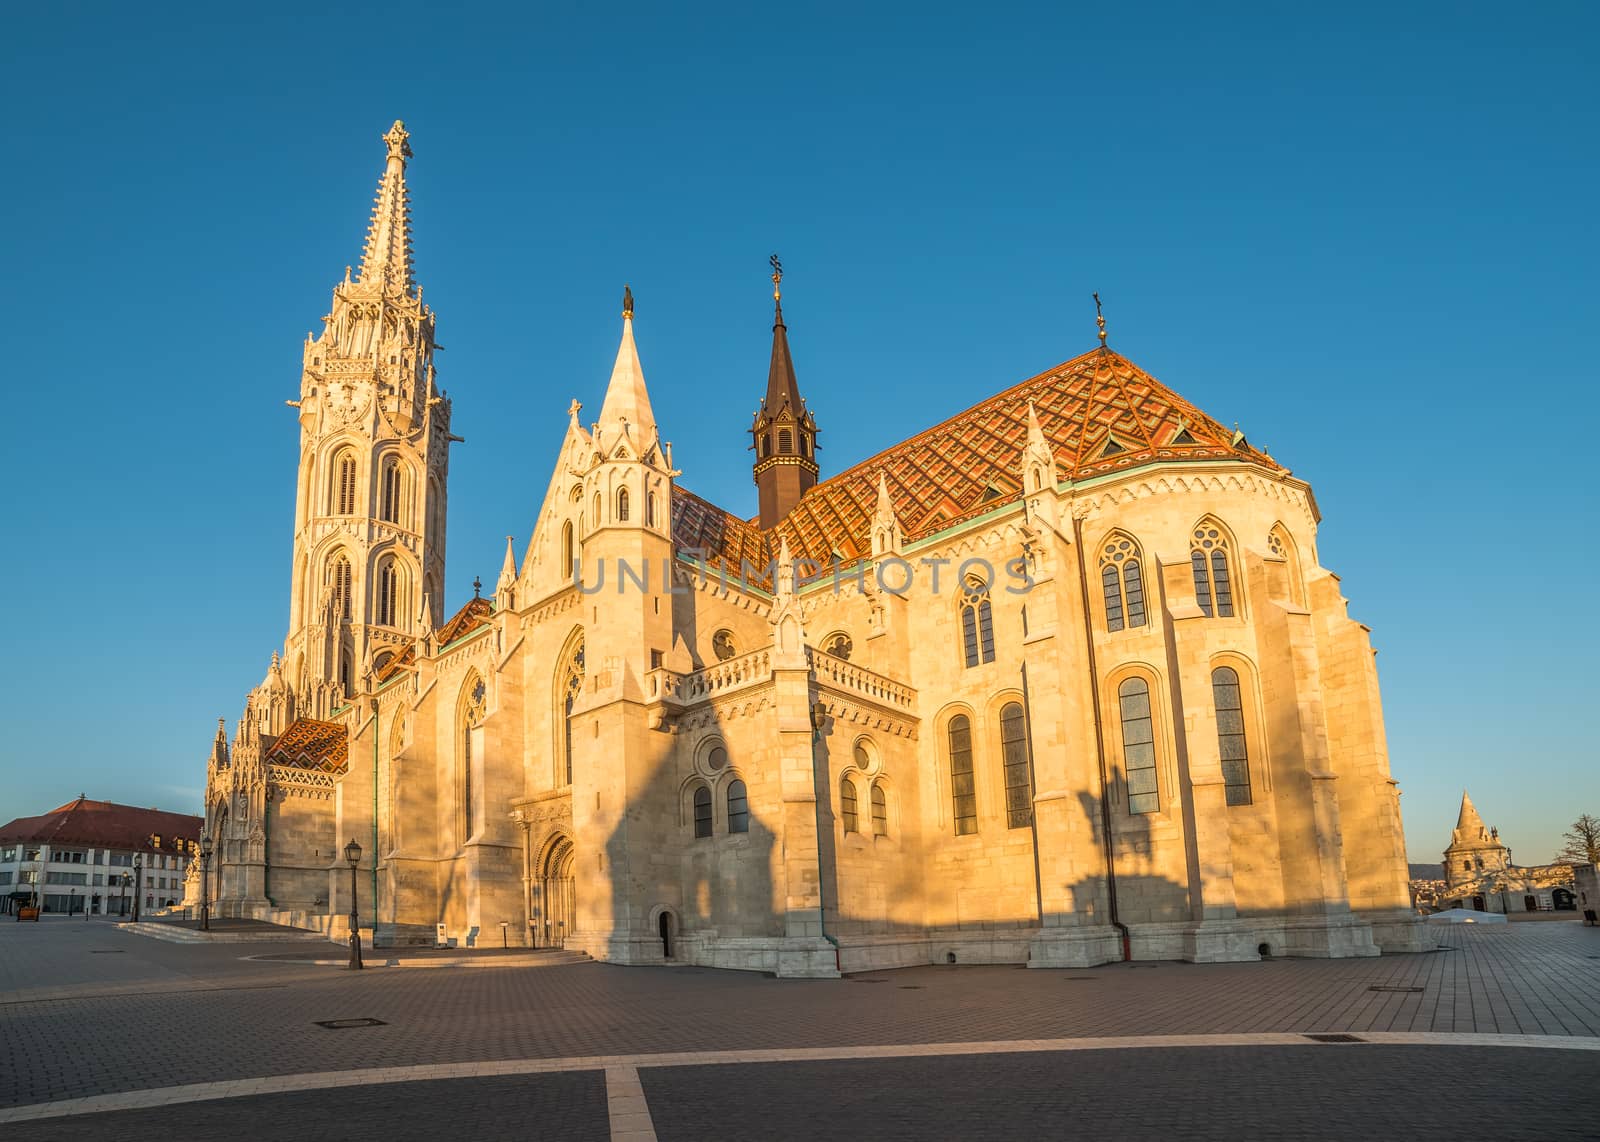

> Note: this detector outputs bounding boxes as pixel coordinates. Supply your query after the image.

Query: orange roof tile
[672,347,1282,572]
[265,718,349,773]
[0,797,202,852]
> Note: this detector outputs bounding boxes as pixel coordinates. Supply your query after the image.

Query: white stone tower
[281,120,454,719]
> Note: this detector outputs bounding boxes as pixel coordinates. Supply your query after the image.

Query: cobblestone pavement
[2,917,1597,1137]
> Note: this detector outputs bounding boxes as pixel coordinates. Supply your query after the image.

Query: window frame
[999,701,1032,829]
[947,713,978,835]
[1116,676,1160,814]
[1211,665,1253,806]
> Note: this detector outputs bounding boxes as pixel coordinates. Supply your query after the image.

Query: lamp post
[132,857,142,923]
[199,835,213,932]
[120,872,131,919]
[344,838,363,970]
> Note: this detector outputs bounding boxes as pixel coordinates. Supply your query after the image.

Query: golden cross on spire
[622,284,634,319]
[1093,292,1107,348]
[770,253,783,302]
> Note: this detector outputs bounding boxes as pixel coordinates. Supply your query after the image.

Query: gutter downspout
[1072,509,1131,961]
[264,791,276,907]
[371,698,380,946]
[1019,657,1046,929]
[809,702,842,973]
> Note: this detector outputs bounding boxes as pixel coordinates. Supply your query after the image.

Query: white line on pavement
[1,1032,1595,1124]
[605,1065,659,1142]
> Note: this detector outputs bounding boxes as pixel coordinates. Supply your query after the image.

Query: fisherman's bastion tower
[197,122,1428,975]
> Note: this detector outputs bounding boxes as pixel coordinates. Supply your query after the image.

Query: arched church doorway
[658,909,676,960]
[536,835,576,949]
[1471,894,1486,912]
[1553,888,1575,911]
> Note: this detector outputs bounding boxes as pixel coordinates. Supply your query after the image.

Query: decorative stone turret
[751,258,818,528]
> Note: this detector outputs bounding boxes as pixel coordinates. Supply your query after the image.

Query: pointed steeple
[496,536,518,610]
[871,471,902,556]
[595,286,657,455]
[357,120,415,294]
[1453,791,1488,843]
[752,255,820,528]
[210,718,230,768]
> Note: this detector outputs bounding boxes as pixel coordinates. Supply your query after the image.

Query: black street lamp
[120,872,131,918]
[199,835,213,932]
[344,838,363,970]
[132,857,143,923]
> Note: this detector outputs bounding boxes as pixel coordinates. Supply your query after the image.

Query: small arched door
[1471,894,1486,912]
[1552,888,1576,911]
[536,836,576,949]
[658,910,675,960]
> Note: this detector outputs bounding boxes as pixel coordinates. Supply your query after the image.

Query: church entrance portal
[537,836,576,949]
[658,910,675,960]
[1553,888,1575,911]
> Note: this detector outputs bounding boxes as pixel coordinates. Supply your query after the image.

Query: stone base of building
[1359,907,1437,953]
[581,929,842,978]
[1027,925,1126,968]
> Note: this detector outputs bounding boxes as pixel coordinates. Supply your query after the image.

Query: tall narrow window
[1267,523,1304,606]
[560,635,585,786]
[1118,678,1159,814]
[616,487,630,522]
[839,777,859,834]
[333,451,358,516]
[561,521,575,577]
[379,458,402,524]
[959,578,995,668]
[376,559,397,626]
[460,674,487,843]
[779,427,794,453]
[948,714,977,835]
[328,555,353,622]
[646,492,657,528]
[692,785,712,838]
[870,783,888,836]
[727,779,749,834]
[1099,534,1147,631]
[1211,666,1252,806]
[1191,520,1235,617]
[1000,702,1031,828]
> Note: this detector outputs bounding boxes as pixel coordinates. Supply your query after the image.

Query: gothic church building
[199,123,1427,975]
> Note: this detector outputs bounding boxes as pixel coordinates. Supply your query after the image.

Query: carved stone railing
[806,648,916,711]
[645,647,774,710]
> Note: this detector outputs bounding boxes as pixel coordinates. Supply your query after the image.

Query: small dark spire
[622,284,634,319]
[472,575,482,598]
[1093,292,1108,348]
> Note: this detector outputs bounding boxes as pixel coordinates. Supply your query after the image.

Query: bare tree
[1555,814,1600,865]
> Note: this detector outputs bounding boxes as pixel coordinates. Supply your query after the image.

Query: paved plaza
[2,917,1597,1139]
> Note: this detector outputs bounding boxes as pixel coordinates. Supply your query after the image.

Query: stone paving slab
[641,1046,1600,1141]
[1,918,1597,1111]
[0,1071,610,1142]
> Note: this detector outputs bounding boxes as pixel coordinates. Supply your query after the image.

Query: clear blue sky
[1,3,1594,864]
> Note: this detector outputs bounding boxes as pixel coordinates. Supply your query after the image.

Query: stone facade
[199,122,1429,975]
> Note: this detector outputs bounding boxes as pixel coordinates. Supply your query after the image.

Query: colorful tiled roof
[372,596,494,684]
[0,797,202,852]
[673,347,1282,572]
[264,718,349,773]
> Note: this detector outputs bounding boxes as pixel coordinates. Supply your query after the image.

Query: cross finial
[770,253,783,302]
[382,120,412,164]
[473,575,482,598]
[1093,292,1107,348]
[622,284,634,319]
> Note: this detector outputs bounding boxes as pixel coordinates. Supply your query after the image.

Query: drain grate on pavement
[1303,1033,1365,1044]
[1367,985,1424,993]
[314,1018,388,1030]
[89,950,126,954]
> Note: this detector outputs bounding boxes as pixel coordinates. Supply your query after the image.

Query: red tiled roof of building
[0,797,202,853]
[673,347,1282,574]
[372,596,495,685]
[264,718,349,774]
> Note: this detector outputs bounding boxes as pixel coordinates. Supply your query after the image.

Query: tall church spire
[752,255,819,528]
[357,121,415,294]
[595,285,658,455]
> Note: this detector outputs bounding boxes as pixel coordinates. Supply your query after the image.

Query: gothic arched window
[375,558,401,627]
[328,554,353,622]
[1268,523,1305,606]
[712,630,738,662]
[616,487,630,522]
[459,673,487,843]
[1212,666,1252,805]
[1118,677,1159,814]
[646,491,658,528]
[727,779,749,834]
[840,776,859,834]
[561,521,575,576]
[692,784,713,838]
[1190,519,1235,617]
[959,577,995,668]
[870,782,888,836]
[560,634,585,786]
[1099,533,1147,632]
[779,427,794,453]
[332,450,358,516]
[823,631,853,661]
[947,713,977,835]
[1000,701,1031,829]
[379,457,403,525]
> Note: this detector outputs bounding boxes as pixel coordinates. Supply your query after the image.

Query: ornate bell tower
[282,121,454,716]
[751,256,819,528]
